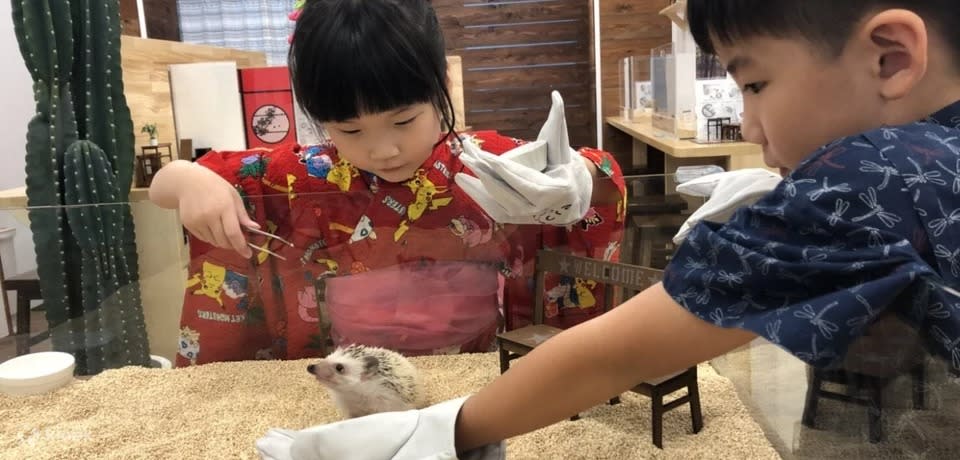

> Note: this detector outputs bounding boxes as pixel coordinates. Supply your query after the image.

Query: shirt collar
[925,99,960,130]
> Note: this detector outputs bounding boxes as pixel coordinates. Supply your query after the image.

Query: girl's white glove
[454,91,593,226]
[255,396,505,460]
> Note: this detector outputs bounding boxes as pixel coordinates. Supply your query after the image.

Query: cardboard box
[238,67,298,149]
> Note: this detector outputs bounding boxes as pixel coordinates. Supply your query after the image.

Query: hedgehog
[306,344,426,419]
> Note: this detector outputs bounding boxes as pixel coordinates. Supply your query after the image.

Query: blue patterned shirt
[663,100,960,371]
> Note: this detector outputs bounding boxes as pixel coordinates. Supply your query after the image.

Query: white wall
[0,1,33,191]
[0,1,43,337]
[168,61,247,152]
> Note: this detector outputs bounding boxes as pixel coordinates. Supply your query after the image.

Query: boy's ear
[858,9,929,100]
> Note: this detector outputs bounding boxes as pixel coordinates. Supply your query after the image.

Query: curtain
[177,0,294,66]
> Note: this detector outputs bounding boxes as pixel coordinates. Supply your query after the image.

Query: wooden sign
[536,249,664,291]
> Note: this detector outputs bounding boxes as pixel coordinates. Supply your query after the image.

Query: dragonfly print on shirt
[660,99,960,371]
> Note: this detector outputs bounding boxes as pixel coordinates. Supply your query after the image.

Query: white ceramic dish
[501,139,548,172]
[0,351,76,396]
[150,354,172,369]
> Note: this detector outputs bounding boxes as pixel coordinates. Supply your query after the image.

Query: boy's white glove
[673,168,782,244]
[454,91,593,226]
[255,396,505,460]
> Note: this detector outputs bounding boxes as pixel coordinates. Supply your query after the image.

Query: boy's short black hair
[688,0,960,68]
[288,0,456,136]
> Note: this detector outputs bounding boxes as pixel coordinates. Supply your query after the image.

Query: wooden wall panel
[120,36,266,160]
[446,56,467,131]
[452,20,588,48]
[469,108,595,138]
[119,0,181,41]
[436,0,588,24]
[435,0,596,147]
[120,0,140,37]
[142,0,181,41]
[597,0,671,166]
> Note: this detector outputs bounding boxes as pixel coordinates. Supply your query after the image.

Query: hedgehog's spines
[328,343,420,405]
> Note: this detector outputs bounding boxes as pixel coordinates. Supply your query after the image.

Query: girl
[148,0,627,366]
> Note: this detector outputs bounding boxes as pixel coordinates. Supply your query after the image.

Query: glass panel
[0,177,642,368]
[620,55,653,122]
[2,165,956,457]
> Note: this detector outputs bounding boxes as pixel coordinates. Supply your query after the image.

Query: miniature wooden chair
[801,314,927,443]
[496,249,703,448]
[0,268,46,356]
[624,192,689,272]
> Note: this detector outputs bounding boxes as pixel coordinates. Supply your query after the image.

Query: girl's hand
[174,163,260,258]
[454,91,593,226]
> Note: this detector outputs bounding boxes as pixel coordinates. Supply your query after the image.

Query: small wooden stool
[498,299,615,421]
[496,250,703,447]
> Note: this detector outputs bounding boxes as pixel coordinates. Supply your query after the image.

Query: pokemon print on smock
[176,130,626,366]
[663,100,960,372]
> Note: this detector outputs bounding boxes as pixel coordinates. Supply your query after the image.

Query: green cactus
[12,0,150,374]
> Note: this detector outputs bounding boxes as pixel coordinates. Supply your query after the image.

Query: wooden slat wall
[597,0,671,163]
[435,0,596,148]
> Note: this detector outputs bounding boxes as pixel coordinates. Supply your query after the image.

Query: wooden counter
[606,116,763,160]
[606,115,774,201]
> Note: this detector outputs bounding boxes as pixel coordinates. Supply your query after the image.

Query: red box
[238,66,298,149]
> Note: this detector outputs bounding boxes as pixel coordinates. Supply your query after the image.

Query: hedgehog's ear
[360,356,379,379]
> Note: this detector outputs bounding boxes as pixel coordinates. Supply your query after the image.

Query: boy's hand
[454,91,593,226]
[175,163,259,258]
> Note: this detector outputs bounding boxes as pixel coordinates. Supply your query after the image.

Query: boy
[255,2,960,458]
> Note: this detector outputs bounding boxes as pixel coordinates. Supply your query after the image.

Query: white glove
[454,91,593,226]
[673,168,782,244]
[255,396,505,460]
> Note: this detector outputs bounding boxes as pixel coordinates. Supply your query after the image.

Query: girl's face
[324,102,442,183]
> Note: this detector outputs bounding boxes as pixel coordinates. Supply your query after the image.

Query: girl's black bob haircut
[687,0,960,64]
[288,0,456,139]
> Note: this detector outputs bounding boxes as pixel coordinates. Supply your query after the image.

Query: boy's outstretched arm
[454,282,757,451]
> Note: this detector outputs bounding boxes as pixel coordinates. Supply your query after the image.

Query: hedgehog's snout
[308,361,335,380]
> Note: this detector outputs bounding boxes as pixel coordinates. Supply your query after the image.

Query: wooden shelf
[606,116,762,159]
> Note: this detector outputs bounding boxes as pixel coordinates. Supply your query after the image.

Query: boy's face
[324,102,442,183]
[714,37,887,171]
